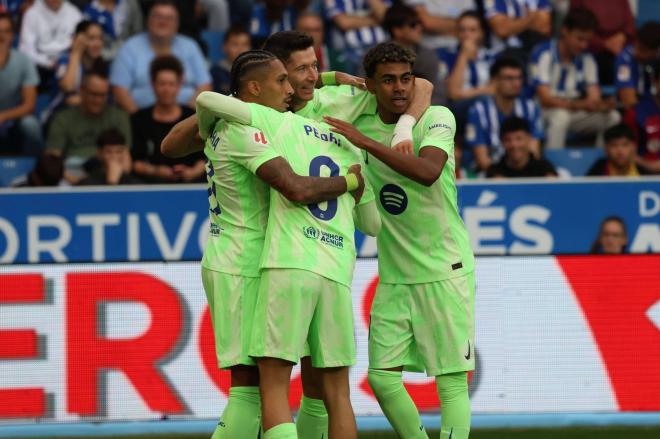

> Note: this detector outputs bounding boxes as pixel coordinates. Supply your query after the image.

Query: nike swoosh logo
[465,340,471,360]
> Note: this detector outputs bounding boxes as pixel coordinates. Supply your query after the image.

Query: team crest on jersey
[303,226,320,240]
[380,184,408,215]
[253,131,268,145]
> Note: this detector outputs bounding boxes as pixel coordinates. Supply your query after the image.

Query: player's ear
[365,77,376,94]
[246,80,261,97]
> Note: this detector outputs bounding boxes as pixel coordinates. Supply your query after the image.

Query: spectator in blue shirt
[441,10,498,102]
[531,8,619,149]
[110,0,211,114]
[210,25,251,95]
[485,0,552,52]
[615,21,660,110]
[465,56,544,171]
[0,11,42,156]
[82,0,144,59]
[324,0,390,74]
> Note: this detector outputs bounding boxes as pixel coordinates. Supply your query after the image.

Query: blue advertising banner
[0,178,658,264]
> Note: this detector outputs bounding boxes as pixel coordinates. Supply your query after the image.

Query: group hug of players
[162,30,475,439]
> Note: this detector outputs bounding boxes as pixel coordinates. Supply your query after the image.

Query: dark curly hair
[229,50,278,96]
[363,42,416,79]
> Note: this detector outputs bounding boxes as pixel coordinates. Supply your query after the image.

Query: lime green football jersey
[354,106,474,284]
[247,103,375,287]
[296,85,377,123]
[202,120,280,277]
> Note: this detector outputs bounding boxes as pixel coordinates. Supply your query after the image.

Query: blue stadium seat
[638,0,660,25]
[201,31,225,65]
[545,148,605,177]
[0,157,35,187]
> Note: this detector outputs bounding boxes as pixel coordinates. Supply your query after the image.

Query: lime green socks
[367,369,429,439]
[211,386,261,439]
[264,422,298,439]
[296,395,328,438]
[436,372,471,439]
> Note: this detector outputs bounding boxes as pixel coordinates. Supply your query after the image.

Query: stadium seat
[0,157,35,187]
[545,148,605,177]
[201,30,225,65]
[638,0,660,25]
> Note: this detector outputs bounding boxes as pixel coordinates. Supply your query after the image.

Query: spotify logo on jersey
[379,184,408,215]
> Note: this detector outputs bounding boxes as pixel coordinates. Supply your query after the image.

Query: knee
[547,109,570,129]
[436,372,468,402]
[367,369,402,398]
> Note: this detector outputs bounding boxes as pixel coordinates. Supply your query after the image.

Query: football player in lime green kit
[163,51,366,439]
[325,42,476,439]
[261,30,433,439]
[196,76,381,439]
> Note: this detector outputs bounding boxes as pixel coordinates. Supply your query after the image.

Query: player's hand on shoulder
[335,72,367,90]
[348,163,365,204]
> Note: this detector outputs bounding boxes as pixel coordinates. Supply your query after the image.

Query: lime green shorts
[368,272,476,376]
[249,268,356,368]
[201,267,258,368]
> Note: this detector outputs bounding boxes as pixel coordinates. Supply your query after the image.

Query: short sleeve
[314,85,377,122]
[531,47,552,87]
[110,44,134,88]
[183,39,212,86]
[223,123,281,174]
[22,54,40,87]
[464,103,487,148]
[324,0,347,18]
[583,53,599,86]
[418,107,456,156]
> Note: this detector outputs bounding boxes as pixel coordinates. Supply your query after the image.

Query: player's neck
[377,104,400,125]
[290,96,308,112]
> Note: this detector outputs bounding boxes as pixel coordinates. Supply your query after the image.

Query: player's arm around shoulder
[161,114,204,158]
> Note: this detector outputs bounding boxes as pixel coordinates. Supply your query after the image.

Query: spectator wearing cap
[110,0,211,114]
[485,0,552,52]
[615,21,660,110]
[324,0,390,74]
[382,3,443,104]
[587,124,651,176]
[486,117,557,178]
[13,152,64,186]
[131,55,204,183]
[78,128,143,185]
[466,56,544,172]
[210,25,251,95]
[531,8,620,149]
[46,70,131,180]
[402,0,475,51]
[571,0,635,86]
[19,0,82,87]
[82,0,144,59]
[0,11,42,156]
[624,62,660,175]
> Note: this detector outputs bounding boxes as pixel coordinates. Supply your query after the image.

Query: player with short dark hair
[325,41,475,439]
[196,49,381,439]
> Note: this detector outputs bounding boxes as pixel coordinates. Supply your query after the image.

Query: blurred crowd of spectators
[0,0,659,187]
